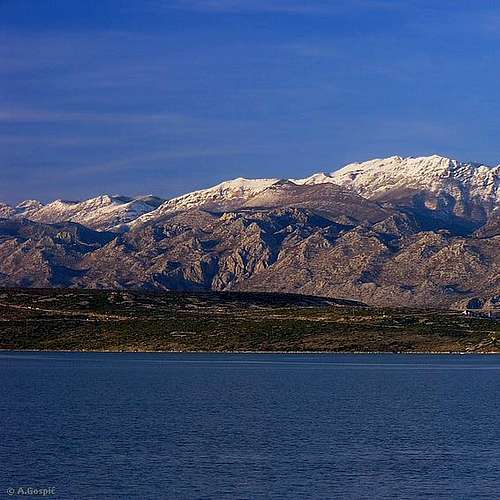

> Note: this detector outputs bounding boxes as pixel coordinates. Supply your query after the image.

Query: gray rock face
[0,205,497,307]
[1,155,498,307]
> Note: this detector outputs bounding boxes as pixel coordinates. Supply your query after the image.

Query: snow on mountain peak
[131,155,498,228]
[324,155,498,205]
[4,154,498,231]
[16,199,44,211]
[207,177,279,193]
[293,172,334,185]
[13,194,165,230]
[134,176,280,225]
[174,176,280,206]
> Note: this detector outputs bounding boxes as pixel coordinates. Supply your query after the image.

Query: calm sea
[1,352,500,499]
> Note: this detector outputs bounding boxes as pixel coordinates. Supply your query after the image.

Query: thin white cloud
[0,134,118,146]
[0,109,205,127]
[56,148,246,176]
[167,0,401,14]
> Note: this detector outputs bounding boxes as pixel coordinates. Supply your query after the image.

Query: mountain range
[1,154,498,309]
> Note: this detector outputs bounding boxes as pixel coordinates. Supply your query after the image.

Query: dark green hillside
[0,288,498,352]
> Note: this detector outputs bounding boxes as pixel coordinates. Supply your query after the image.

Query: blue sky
[2,0,500,203]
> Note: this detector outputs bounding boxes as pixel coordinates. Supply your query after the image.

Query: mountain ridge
[5,154,498,230]
[1,154,498,308]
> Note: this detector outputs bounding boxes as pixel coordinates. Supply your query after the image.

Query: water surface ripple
[1,352,500,499]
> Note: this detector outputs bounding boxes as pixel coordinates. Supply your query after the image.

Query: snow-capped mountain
[3,155,499,231]
[8,194,164,230]
[0,199,44,219]
[132,155,498,228]
[0,203,16,219]
[327,155,497,199]
[14,199,44,214]
[0,154,498,308]
[296,155,499,221]
[133,177,279,225]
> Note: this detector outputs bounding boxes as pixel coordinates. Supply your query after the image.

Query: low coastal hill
[0,288,498,353]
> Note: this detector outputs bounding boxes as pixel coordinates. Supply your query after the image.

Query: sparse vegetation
[0,288,498,353]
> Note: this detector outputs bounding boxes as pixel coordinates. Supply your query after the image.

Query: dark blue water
[1,353,500,499]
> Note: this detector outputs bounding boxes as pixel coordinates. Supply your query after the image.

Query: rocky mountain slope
[0,155,498,308]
